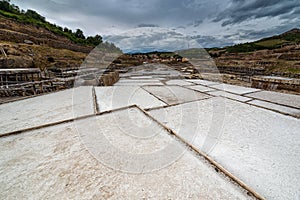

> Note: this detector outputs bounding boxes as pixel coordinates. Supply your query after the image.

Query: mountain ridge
[220,28,300,53]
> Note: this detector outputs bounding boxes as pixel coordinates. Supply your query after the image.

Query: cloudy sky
[11,0,300,52]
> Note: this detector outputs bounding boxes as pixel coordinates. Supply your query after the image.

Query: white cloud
[105,27,201,53]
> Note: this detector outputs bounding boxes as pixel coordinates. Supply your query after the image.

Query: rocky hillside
[0,16,93,54]
[0,41,87,70]
[0,16,121,71]
[0,1,121,71]
[207,29,300,77]
[0,15,88,70]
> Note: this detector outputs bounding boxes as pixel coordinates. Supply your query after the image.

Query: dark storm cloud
[238,22,300,40]
[192,19,203,27]
[10,0,300,49]
[192,35,234,48]
[12,0,224,29]
[138,24,159,28]
[279,5,300,19]
[105,28,200,53]
[214,0,300,26]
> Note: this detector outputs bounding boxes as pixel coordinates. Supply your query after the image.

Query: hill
[203,29,300,76]
[0,0,103,47]
[0,0,121,70]
[219,28,300,53]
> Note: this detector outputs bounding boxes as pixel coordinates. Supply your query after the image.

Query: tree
[11,4,19,13]
[63,27,69,32]
[94,34,102,44]
[75,29,85,39]
[0,0,11,12]
[57,26,63,31]
[86,34,103,46]
[63,27,72,34]
[25,9,46,22]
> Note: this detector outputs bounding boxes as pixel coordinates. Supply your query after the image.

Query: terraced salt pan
[114,79,164,86]
[117,79,161,83]
[186,79,220,86]
[95,86,166,112]
[208,91,252,102]
[248,100,300,117]
[210,83,260,95]
[0,86,94,135]
[0,108,253,199]
[143,85,211,105]
[165,79,194,86]
[129,76,153,79]
[148,97,300,200]
[246,90,300,108]
[186,85,216,92]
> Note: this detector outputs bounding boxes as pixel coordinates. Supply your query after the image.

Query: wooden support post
[39,82,43,93]
[5,75,8,87]
[32,83,36,95]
